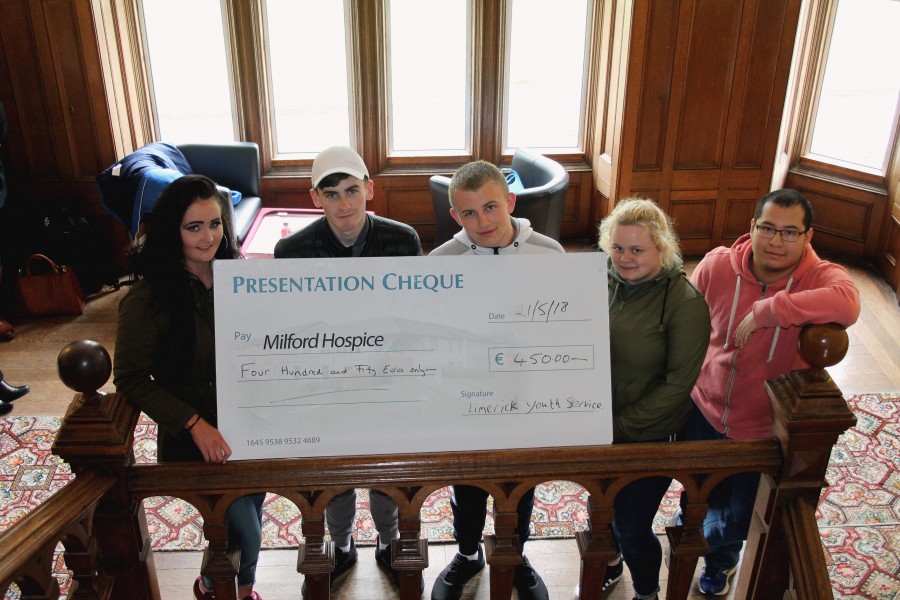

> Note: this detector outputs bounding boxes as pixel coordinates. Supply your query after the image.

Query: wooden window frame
[126,0,600,179]
[780,0,899,190]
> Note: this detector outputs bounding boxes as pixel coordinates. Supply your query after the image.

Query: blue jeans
[612,475,671,599]
[202,492,267,588]
[683,402,760,572]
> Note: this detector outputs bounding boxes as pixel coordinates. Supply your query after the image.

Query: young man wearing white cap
[274,145,422,258]
[274,146,422,595]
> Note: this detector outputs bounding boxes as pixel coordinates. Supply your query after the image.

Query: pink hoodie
[690,234,860,439]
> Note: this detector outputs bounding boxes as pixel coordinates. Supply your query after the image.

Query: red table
[241,208,324,258]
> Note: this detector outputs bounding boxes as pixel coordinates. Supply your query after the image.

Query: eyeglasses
[754,224,808,243]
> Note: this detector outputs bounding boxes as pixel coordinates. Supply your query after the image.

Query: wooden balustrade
[0,326,853,600]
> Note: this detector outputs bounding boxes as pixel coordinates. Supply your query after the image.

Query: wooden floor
[154,539,719,600]
[1,243,898,599]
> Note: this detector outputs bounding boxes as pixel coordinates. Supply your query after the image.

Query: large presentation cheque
[214,253,612,460]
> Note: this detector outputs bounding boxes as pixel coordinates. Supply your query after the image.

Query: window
[141,0,235,143]
[387,0,470,155]
[138,0,598,169]
[807,0,900,173]
[265,1,352,155]
[505,0,591,152]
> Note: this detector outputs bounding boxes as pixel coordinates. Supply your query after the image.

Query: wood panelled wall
[0,0,896,297]
[0,1,115,197]
[877,153,900,299]
[0,0,138,272]
[608,0,803,257]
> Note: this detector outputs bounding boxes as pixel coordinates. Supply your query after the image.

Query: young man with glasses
[674,188,860,595]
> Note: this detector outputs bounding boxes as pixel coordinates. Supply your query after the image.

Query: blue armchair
[98,141,263,243]
[177,143,262,243]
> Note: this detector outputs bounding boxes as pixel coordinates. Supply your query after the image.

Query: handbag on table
[14,253,86,316]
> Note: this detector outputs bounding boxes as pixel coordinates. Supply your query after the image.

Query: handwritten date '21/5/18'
[513,299,569,322]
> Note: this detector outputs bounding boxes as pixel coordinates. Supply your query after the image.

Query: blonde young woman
[585,198,710,600]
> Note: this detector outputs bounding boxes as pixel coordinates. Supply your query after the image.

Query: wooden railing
[0,325,853,600]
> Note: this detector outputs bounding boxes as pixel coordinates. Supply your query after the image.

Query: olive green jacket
[608,258,711,442]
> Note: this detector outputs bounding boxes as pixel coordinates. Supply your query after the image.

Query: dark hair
[754,189,813,231]
[316,172,369,191]
[128,174,240,380]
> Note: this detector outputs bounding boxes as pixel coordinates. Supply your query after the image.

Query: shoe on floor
[514,555,549,600]
[376,537,425,593]
[431,546,485,600]
[300,538,358,598]
[375,537,396,577]
[0,371,29,403]
[602,557,624,591]
[193,577,215,600]
[699,564,737,595]
[572,555,623,599]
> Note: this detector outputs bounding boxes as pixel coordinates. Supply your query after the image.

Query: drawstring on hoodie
[724,275,741,350]
[767,276,794,362]
[658,277,671,331]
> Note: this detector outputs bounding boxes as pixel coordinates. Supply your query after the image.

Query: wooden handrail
[0,325,852,600]
[0,470,116,597]
[128,439,782,495]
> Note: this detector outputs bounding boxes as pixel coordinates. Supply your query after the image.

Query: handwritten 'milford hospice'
[214,253,611,460]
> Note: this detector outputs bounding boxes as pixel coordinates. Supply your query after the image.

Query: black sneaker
[375,538,395,576]
[602,557,624,591]
[514,555,549,600]
[375,546,397,580]
[431,547,485,600]
[300,538,358,598]
[572,556,624,599]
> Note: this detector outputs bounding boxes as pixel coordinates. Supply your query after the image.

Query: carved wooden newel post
[740,323,854,600]
[51,340,160,600]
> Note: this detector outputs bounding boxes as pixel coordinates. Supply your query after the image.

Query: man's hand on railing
[189,417,232,464]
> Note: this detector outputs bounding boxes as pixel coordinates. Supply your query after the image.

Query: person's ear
[310,189,322,208]
[749,218,756,235]
[450,208,463,227]
[806,228,814,243]
[365,179,375,202]
[507,192,517,214]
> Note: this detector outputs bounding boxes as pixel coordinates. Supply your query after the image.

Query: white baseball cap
[311,146,369,188]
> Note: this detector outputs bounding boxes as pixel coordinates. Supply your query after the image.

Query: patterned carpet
[1,393,898,599]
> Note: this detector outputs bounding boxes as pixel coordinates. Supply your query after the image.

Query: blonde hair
[448,161,508,207]
[598,197,681,270]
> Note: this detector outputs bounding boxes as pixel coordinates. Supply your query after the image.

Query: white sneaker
[665,508,682,568]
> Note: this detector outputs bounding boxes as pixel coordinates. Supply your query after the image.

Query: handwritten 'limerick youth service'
[214,253,612,459]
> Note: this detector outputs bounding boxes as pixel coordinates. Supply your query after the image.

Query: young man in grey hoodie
[429,160,559,600]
